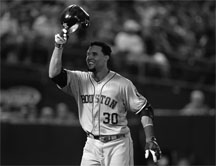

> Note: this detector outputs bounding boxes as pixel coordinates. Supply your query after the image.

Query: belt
[86,132,125,143]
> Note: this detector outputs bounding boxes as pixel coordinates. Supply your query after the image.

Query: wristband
[55,42,64,49]
[141,116,153,128]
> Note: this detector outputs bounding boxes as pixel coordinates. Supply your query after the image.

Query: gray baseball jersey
[60,70,147,135]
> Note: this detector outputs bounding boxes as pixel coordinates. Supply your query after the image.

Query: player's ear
[105,55,110,61]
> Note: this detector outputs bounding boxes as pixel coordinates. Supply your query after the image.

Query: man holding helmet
[49,4,161,166]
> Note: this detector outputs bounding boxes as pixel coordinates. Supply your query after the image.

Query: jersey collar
[89,70,115,85]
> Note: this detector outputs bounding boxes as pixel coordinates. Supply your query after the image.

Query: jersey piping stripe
[88,72,117,135]
[98,72,117,136]
[135,99,147,115]
[89,74,96,133]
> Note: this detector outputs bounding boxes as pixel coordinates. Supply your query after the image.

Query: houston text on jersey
[80,94,117,109]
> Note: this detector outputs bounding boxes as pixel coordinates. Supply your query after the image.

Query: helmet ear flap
[68,24,79,33]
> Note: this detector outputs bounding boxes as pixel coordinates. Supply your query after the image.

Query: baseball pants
[81,133,134,166]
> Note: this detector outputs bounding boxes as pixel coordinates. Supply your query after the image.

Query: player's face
[86,45,109,72]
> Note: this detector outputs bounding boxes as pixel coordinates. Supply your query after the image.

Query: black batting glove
[145,137,162,163]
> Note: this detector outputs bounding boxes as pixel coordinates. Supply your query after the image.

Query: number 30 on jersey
[103,112,118,124]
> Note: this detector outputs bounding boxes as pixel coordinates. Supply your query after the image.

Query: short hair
[89,41,112,56]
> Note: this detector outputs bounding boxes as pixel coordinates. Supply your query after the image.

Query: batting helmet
[60,4,90,31]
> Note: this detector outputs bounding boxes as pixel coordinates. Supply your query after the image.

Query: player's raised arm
[48,31,69,88]
[49,33,67,78]
[49,4,90,88]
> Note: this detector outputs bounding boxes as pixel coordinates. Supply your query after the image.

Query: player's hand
[55,33,67,45]
[145,137,162,163]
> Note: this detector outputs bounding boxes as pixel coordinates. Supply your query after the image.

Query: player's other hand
[145,137,162,163]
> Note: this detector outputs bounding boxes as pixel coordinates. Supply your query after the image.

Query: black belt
[86,132,125,143]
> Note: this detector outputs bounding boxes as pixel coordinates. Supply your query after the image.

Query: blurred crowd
[0,88,214,126]
[0,0,215,125]
[0,101,80,126]
[1,0,215,85]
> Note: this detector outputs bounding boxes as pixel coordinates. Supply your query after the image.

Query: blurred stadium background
[0,0,215,165]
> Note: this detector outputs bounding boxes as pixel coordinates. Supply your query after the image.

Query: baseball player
[49,30,161,165]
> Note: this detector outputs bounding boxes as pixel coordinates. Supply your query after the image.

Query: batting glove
[145,137,162,163]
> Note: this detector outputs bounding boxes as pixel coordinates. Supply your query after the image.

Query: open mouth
[87,61,95,66]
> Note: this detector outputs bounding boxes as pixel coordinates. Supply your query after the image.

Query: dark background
[1,117,215,165]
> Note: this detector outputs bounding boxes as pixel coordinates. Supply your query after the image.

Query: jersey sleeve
[59,70,86,101]
[123,80,147,114]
